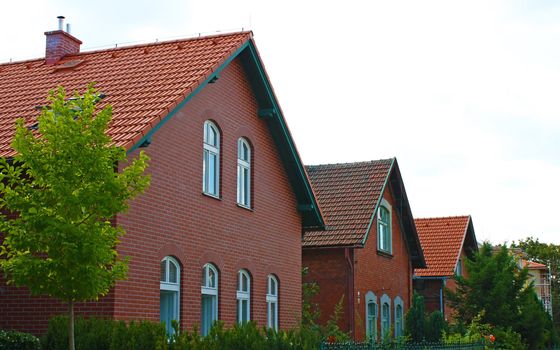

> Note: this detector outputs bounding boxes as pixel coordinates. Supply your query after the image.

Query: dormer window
[203,121,220,197]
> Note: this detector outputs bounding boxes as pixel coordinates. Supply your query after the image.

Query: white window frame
[203,121,220,197]
[160,256,180,336]
[266,274,279,330]
[201,263,218,336]
[365,291,378,342]
[377,199,392,254]
[237,138,251,208]
[380,294,391,340]
[394,296,404,338]
[237,269,251,323]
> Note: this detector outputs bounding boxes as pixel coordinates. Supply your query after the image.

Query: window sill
[202,192,222,201]
[236,203,253,211]
[377,250,393,259]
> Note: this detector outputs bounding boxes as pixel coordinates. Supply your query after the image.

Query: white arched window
[380,294,391,340]
[365,291,378,342]
[201,263,218,336]
[203,121,220,197]
[394,296,404,338]
[160,256,180,336]
[237,138,251,207]
[377,199,392,253]
[267,275,279,330]
[237,269,251,323]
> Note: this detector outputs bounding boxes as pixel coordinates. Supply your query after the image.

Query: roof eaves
[241,40,324,228]
[361,157,395,246]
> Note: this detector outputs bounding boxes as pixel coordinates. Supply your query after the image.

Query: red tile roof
[0,31,251,157]
[414,216,471,277]
[303,159,393,247]
[522,259,548,270]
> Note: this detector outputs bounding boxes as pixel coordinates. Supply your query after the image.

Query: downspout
[440,278,446,315]
[345,248,355,336]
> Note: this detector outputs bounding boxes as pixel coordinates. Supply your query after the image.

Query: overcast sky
[2,0,560,245]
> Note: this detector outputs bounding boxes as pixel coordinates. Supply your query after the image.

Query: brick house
[302,158,425,341]
[0,24,324,335]
[413,216,478,320]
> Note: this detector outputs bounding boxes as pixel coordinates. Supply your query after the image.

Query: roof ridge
[1,31,252,66]
[305,158,394,169]
[415,215,470,221]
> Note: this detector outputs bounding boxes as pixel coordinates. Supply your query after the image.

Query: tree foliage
[0,85,150,349]
[446,242,555,349]
[404,292,425,342]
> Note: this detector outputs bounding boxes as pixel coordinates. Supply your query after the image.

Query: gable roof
[0,31,324,228]
[522,259,548,270]
[303,158,425,268]
[414,215,478,277]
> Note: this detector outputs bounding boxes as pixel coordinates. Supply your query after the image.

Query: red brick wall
[302,248,350,331]
[114,57,303,331]
[1,56,303,334]
[413,278,443,315]
[353,188,412,341]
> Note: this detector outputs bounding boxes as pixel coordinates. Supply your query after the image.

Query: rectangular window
[201,294,216,335]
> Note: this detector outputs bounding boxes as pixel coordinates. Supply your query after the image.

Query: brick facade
[1,57,304,334]
[303,187,414,341]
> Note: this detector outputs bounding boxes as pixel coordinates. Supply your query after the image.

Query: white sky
[2,0,560,245]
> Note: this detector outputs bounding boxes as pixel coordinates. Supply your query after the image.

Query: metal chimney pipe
[66,23,71,34]
[57,16,65,31]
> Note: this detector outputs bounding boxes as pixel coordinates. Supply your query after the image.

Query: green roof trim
[128,37,324,229]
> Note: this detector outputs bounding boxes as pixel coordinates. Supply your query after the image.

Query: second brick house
[303,158,425,341]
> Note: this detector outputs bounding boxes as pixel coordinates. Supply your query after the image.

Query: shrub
[0,330,41,350]
[41,316,167,350]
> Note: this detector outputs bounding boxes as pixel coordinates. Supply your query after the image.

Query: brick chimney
[44,16,82,65]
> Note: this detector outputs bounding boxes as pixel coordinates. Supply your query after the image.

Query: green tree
[404,292,425,342]
[0,85,150,350]
[446,243,553,349]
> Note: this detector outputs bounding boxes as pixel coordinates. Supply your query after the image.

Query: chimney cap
[57,15,65,19]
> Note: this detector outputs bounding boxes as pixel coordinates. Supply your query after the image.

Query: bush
[41,316,167,350]
[0,330,41,350]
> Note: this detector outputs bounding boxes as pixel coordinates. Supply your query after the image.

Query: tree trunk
[68,300,75,350]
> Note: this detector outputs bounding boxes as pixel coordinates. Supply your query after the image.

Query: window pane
[208,153,216,194]
[160,290,177,336]
[201,294,214,336]
[169,262,177,283]
[202,266,207,287]
[243,167,249,205]
[160,260,166,282]
[241,299,248,323]
[209,267,216,288]
[203,150,209,192]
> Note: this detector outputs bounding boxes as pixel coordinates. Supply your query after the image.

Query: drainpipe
[440,278,446,315]
[345,248,355,336]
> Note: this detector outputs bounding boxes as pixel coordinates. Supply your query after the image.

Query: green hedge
[41,316,167,350]
[0,330,41,350]
[41,316,322,350]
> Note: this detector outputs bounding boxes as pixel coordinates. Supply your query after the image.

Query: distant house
[522,259,553,316]
[302,158,425,341]
[413,216,478,320]
[0,21,324,335]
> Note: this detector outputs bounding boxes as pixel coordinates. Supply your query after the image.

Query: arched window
[237,269,251,323]
[237,138,251,207]
[160,256,180,336]
[380,294,391,340]
[377,199,392,253]
[201,263,218,336]
[394,296,404,338]
[365,291,378,342]
[203,121,220,197]
[267,275,279,330]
